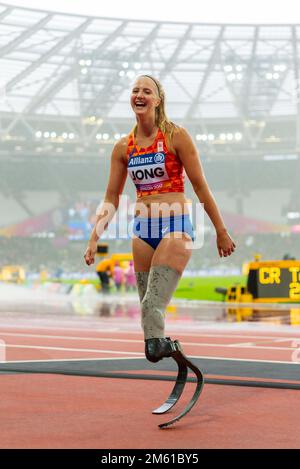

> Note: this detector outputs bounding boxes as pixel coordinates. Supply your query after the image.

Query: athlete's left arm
[173,127,236,257]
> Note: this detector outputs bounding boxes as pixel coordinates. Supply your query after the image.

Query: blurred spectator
[125,260,137,291]
[1,231,300,275]
[113,261,124,292]
[96,258,111,294]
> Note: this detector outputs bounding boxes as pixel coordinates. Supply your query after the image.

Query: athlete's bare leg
[151,232,192,274]
[132,236,154,272]
[132,236,154,303]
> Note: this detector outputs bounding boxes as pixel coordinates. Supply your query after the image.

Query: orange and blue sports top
[126,128,184,198]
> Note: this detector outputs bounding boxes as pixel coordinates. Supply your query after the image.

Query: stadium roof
[0,2,299,158]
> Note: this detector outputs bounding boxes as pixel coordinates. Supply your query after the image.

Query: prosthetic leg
[137,265,205,428]
[145,337,204,428]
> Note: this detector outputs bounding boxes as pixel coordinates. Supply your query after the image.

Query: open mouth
[135,102,146,108]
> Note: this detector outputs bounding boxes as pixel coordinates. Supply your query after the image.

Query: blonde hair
[133,75,178,150]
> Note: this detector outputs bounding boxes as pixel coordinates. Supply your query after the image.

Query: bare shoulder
[172,125,193,150]
[112,135,129,162]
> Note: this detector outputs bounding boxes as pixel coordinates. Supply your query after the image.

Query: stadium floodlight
[236,73,243,80]
[274,64,287,72]
[226,133,233,141]
[287,212,300,220]
[234,132,243,141]
[81,68,88,75]
[102,133,109,140]
[220,133,227,141]
[119,70,125,77]
[50,132,56,138]
[273,73,280,80]
[134,63,141,70]
[43,131,50,138]
[224,65,233,72]
[127,71,135,79]
[68,133,75,139]
[96,133,102,140]
[86,60,92,66]
[196,134,202,141]
[236,65,243,72]
[79,59,85,66]
[266,73,273,80]
[35,131,42,138]
[227,73,236,81]
[62,132,68,139]
[122,62,129,69]
[265,135,281,142]
[114,133,120,140]
[208,134,215,141]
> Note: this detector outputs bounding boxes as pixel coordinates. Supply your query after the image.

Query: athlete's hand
[216,230,236,258]
[84,240,98,266]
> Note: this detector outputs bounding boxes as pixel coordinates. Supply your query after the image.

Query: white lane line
[189,355,300,365]
[273,338,298,343]
[0,332,261,348]
[194,342,300,351]
[2,340,299,352]
[1,328,300,342]
[0,324,124,333]
[116,330,300,341]
[228,342,256,347]
[0,357,145,364]
[2,344,144,355]
[0,333,296,350]
[0,355,298,366]
[185,342,298,351]
[0,332,142,343]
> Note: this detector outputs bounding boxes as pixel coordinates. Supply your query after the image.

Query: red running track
[1,324,300,362]
[1,315,300,448]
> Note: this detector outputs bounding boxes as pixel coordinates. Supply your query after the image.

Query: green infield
[174,275,247,301]
[46,275,246,301]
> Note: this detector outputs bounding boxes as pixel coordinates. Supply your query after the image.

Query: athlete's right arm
[84,138,128,266]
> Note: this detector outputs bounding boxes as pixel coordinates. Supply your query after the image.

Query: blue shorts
[133,214,195,250]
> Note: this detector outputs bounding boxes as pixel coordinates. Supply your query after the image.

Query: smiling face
[130,76,161,118]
